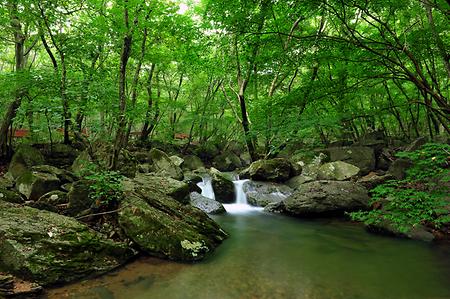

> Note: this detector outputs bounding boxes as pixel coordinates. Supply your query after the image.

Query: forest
[0,0,449,298]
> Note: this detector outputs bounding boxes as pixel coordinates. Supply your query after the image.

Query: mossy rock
[67,180,94,216]
[317,161,360,181]
[0,189,24,204]
[190,192,226,214]
[183,155,205,171]
[8,145,45,180]
[210,168,235,204]
[284,181,370,216]
[31,165,76,183]
[132,174,190,204]
[15,171,61,201]
[71,151,98,176]
[148,149,184,180]
[212,151,242,171]
[119,181,227,261]
[0,201,134,286]
[243,158,293,182]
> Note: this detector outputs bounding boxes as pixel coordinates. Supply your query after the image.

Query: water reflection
[47,213,450,299]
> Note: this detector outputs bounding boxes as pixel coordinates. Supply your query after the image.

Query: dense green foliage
[86,170,124,209]
[0,0,448,159]
[350,143,450,233]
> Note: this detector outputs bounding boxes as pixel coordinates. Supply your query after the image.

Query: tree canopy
[0,0,448,161]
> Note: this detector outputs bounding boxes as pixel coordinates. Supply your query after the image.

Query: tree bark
[111,1,134,169]
[0,2,26,158]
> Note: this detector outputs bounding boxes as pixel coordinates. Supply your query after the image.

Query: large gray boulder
[169,155,184,167]
[183,155,205,171]
[8,145,45,180]
[388,158,413,180]
[323,146,375,175]
[71,150,98,175]
[210,168,235,203]
[67,180,93,216]
[190,192,226,214]
[0,201,133,286]
[133,173,190,204]
[212,151,242,171]
[300,153,327,179]
[317,161,360,181]
[284,181,370,216]
[242,158,293,182]
[243,180,292,207]
[286,175,314,190]
[15,171,61,201]
[0,188,24,204]
[118,180,227,261]
[148,149,184,180]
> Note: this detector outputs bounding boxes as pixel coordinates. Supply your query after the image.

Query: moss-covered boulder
[300,153,327,179]
[284,181,370,216]
[71,150,97,176]
[210,168,235,203]
[285,175,314,190]
[67,180,94,216]
[190,192,226,214]
[38,190,68,206]
[8,145,45,180]
[148,149,184,180]
[31,165,76,183]
[133,174,190,204]
[242,158,293,182]
[0,188,24,204]
[212,151,242,171]
[0,201,134,286]
[169,155,184,167]
[317,161,360,181]
[388,158,413,180]
[323,146,375,175]
[183,155,205,171]
[119,180,227,261]
[15,171,61,201]
[40,143,80,168]
[243,180,293,207]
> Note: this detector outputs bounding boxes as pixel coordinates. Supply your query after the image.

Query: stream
[47,178,450,299]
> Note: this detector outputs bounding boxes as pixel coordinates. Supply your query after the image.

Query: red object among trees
[12,129,29,138]
[174,133,189,140]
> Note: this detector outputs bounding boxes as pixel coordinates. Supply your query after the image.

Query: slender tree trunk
[111,2,134,169]
[61,56,70,144]
[125,25,148,145]
[141,64,158,142]
[0,3,25,157]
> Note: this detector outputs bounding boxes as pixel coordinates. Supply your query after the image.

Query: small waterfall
[223,179,263,214]
[197,177,215,200]
[234,179,250,204]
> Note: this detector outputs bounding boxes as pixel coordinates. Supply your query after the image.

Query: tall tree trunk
[125,25,148,145]
[61,56,70,144]
[111,1,134,169]
[0,2,25,157]
[141,64,159,142]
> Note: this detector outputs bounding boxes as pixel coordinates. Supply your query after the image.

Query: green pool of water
[48,211,450,299]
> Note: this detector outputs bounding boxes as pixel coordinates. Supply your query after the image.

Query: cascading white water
[234,179,250,204]
[197,177,215,200]
[197,175,263,214]
[223,179,264,214]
